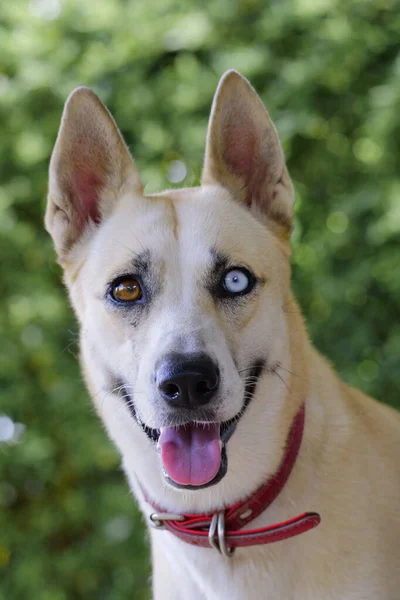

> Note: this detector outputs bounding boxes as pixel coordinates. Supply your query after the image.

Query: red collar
[146,403,320,557]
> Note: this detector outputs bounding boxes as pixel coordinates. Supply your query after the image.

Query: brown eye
[111,278,142,303]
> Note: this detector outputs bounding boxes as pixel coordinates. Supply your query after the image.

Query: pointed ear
[46,87,142,259]
[201,70,294,235]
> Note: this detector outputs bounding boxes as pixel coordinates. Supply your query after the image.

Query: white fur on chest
[150,528,384,600]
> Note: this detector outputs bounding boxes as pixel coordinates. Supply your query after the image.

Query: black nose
[156,353,220,409]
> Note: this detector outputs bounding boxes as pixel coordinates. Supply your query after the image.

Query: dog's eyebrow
[105,250,152,286]
[131,250,151,275]
[209,248,229,273]
[205,249,230,294]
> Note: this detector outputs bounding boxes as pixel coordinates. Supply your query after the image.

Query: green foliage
[1,0,399,597]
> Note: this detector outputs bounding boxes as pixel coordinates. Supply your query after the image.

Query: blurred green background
[1,0,399,598]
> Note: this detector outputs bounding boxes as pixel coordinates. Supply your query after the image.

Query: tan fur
[46,70,400,599]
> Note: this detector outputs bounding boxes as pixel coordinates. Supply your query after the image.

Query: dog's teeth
[156,428,165,452]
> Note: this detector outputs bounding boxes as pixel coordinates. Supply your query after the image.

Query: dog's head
[46,71,305,504]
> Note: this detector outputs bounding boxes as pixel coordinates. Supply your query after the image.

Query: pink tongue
[159,423,221,486]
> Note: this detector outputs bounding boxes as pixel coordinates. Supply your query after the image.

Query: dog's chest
[153,532,303,599]
[151,529,390,600]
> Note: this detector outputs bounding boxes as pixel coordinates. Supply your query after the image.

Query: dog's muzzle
[117,359,265,490]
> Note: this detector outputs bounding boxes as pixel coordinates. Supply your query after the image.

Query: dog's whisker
[273,370,289,390]
[281,296,297,309]
[67,328,79,338]
[238,366,260,374]
[128,228,146,254]
[275,364,311,383]
[60,340,79,358]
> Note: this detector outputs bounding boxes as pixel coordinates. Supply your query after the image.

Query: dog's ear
[46,87,141,259]
[202,70,294,235]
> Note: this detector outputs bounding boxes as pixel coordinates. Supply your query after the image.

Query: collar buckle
[208,511,235,558]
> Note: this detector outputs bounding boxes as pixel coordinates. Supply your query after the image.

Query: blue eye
[223,269,251,294]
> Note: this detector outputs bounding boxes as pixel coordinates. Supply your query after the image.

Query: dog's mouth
[119,361,264,490]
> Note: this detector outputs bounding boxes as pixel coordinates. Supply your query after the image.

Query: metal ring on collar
[208,512,220,553]
[217,510,235,558]
[208,511,235,558]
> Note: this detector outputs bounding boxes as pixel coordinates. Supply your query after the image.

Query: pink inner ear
[224,124,258,206]
[68,166,103,230]
[228,137,255,176]
[63,132,108,232]
[75,169,103,223]
[225,124,255,175]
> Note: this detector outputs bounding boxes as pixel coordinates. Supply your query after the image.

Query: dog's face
[46,71,299,499]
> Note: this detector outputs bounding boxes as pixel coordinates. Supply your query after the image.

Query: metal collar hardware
[150,509,235,557]
[149,512,185,529]
[208,511,235,558]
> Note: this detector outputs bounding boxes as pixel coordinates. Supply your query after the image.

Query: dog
[45,70,400,599]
